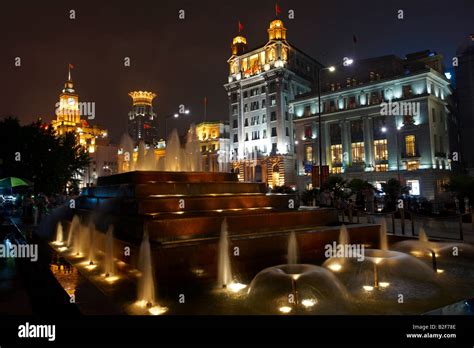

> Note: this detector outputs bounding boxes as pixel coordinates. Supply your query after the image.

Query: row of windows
[232,111,290,129]
[234,127,291,143]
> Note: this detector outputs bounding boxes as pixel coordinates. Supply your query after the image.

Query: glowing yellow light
[57,247,68,252]
[279,306,292,313]
[436,269,444,274]
[328,263,342,272]
[104,275,120,283]
[379,282,390,288]
[128,91,157,106]
[227,282,247,293]
[363,285,374,291]
[374,258,382,265]
[85,264,97,270]
[301,299,317,308]
[149,306,168,315]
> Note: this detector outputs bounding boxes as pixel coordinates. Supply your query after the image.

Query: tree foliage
[0,117,90,195]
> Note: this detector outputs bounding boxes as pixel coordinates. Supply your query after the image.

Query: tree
[0,117,90,195]
[381,178,409,211]
[444,174,474,203]
[323,175,349,206]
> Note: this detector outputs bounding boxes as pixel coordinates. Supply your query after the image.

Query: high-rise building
[455,35,474,174]
[224,17,322,188]
[128,91,158,145]
[290,51,456,200]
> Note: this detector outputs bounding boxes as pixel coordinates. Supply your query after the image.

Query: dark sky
[1,0,473,143]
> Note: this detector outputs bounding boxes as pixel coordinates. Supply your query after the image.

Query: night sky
[1,0,472,143]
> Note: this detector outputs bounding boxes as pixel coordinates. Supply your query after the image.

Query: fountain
[338,224,349,245]
[104,226,115,277]
[54,222,64,245]
[119,133,135,172]
[87,221,97,265]
[418,226,429,242]
[379,218,388,250]
[67,215,81,247]
[137,230,156,307]
[164,129,183,171]
[217,218,233,288]
[136,141,147,171]
[287,231,299,264]
[246,264,349,314]
[183,124,202,172]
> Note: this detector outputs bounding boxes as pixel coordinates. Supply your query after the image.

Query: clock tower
[57,66,80,125]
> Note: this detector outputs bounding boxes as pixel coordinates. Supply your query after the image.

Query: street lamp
[164,110,190,141]
[316,59,353,193]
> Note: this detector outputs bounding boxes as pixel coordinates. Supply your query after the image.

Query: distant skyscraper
[455,35,474,173]
[128,91,158,145]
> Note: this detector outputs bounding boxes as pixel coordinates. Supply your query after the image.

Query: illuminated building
[291,51,457,200]
[128,91,158,145]
[51,67,107,152]
[196,121,231,172]
[224,17,323,188]
[50,66,116,187]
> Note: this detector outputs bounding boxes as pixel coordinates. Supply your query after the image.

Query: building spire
[68,63,74,81]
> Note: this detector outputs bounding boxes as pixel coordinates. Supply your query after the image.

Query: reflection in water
[50,256,78,298]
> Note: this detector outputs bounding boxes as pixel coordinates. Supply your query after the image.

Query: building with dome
[50,66,117,187]
[224,17,322,188]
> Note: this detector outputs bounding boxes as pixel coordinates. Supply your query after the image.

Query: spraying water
[217,218,233,287]
[137,230,156,307]
[87,221,97,264]
[55,222,64,244]
[418,227,429,243]
[104,226,115,277]
[379,218,388,251]
[338,225,350,245]
[119,133,135,172]
[67,215,80,247]
[136,141,147,171]
[287,231,299,264]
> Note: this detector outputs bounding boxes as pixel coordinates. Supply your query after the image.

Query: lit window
[305,146,312,162]
[407,161,419,171]
[405,135,416,157]
[331,144,342,163]
[375,164,388,172]
[374,139,388,161]
[351,142,365,163]
[331,166,342,174]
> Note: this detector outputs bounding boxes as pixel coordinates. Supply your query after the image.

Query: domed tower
[57,65,80,125]
[267,18,287,41]
[231,22,247,56]
[231,35,247,56]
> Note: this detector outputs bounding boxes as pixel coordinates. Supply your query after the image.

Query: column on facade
[363,116,374,170]
[341,120,351,167]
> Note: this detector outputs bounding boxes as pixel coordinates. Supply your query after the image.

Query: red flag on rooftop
[69,63,74,69]
[238,21,244,33]
[275,2,282,16]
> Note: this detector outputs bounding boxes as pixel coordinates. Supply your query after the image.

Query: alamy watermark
[18,322,55,341]
[380,101,420,117]
[0,241,38,262]
[55,100,95,119]
[324,241,365,261]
